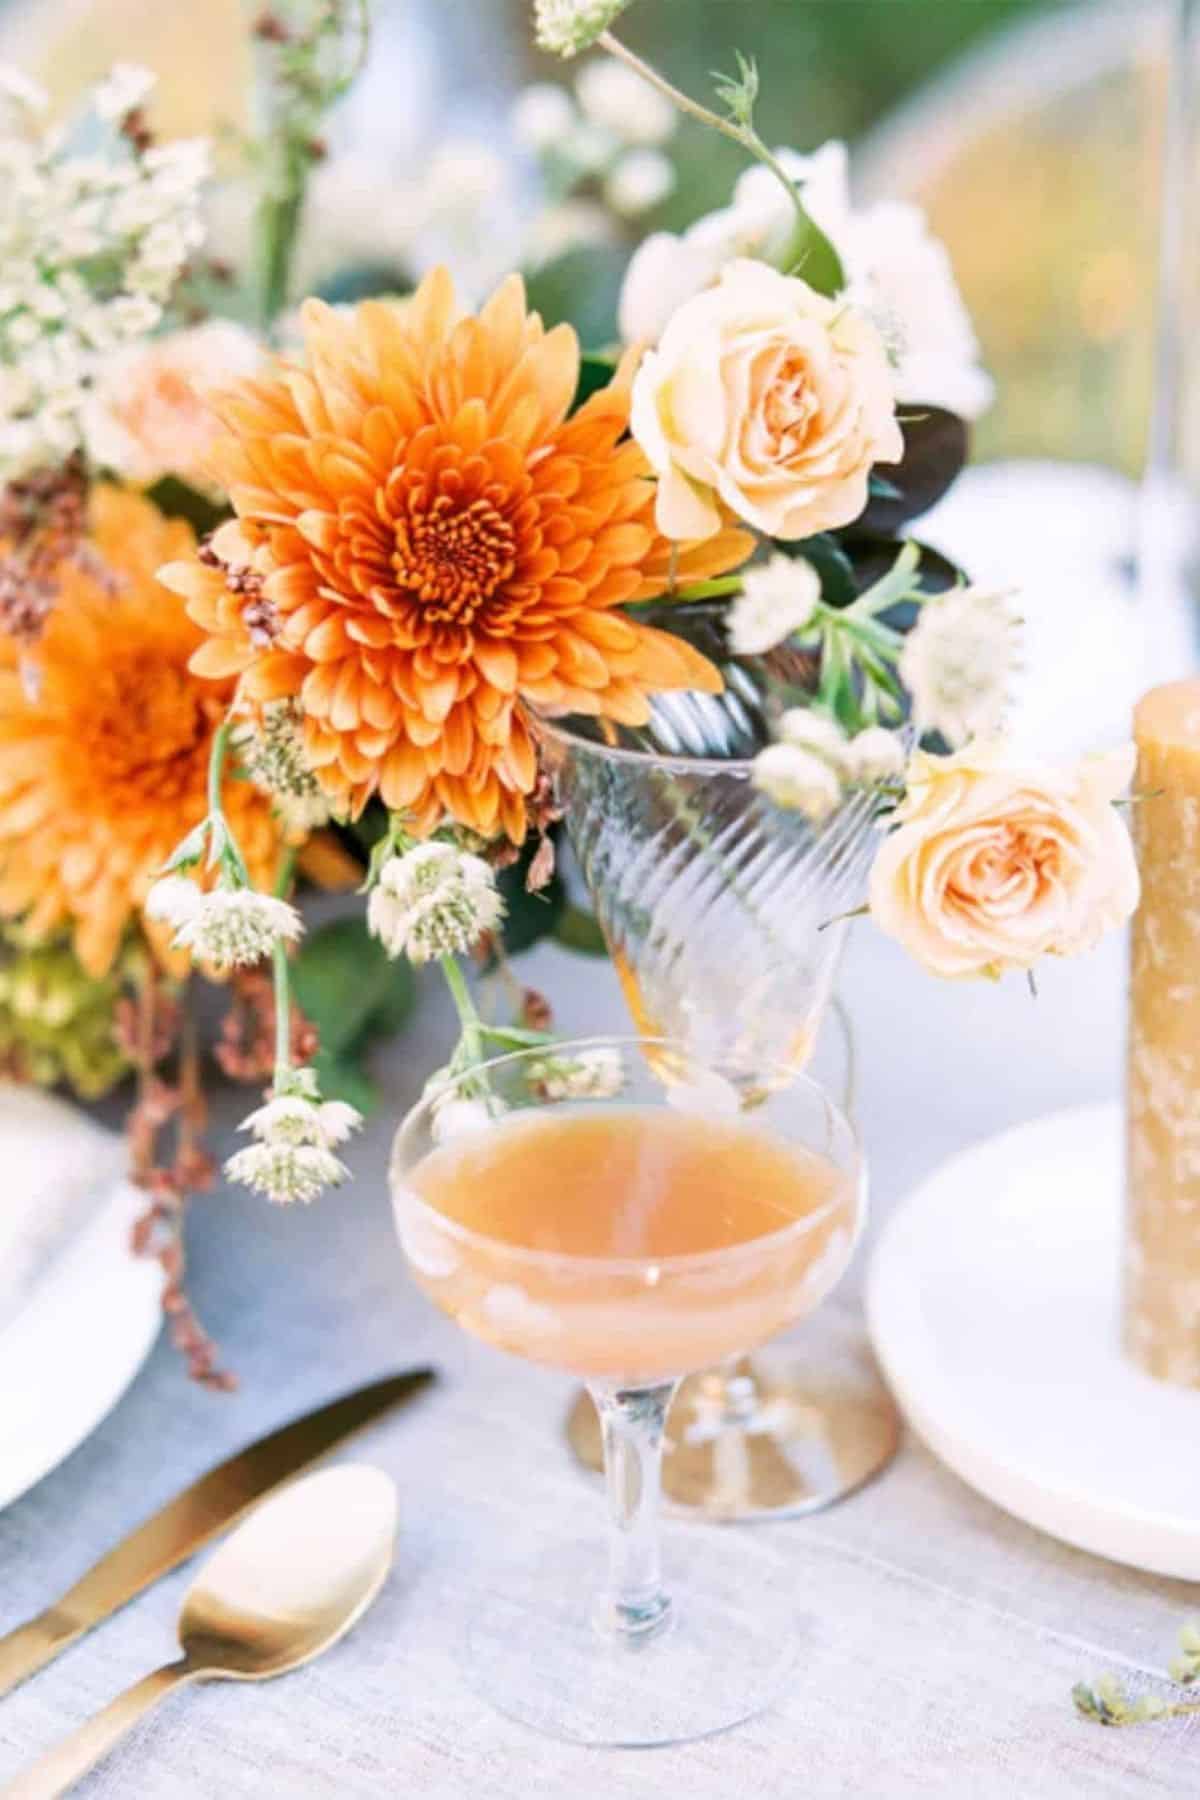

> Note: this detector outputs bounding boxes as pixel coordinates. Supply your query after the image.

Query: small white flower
[753,743,844,821]
[527,198,615,265]
[225,1141,349,1206]
[899,585,1022,748]
[527,1045,625,1101]
[173,889,302,969]
[317,1101,364,1148]
[511,82,576,153]
[533,0,631,59]
[575,58,676,146]
[0,65,48,118]
[94,63,155,123]
[367,843,504,965]
[143,874,204,928]
[605,149,675,219]
[431,1096,501,1145]
[728,555,821,656]
[777,709,851,766]
[846,727,907,785]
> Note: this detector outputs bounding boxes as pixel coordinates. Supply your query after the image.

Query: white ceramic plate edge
[0,1177,162,1511]
[867,1102,1200,1581]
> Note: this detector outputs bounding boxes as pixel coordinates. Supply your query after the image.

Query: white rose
[630,258,903,543]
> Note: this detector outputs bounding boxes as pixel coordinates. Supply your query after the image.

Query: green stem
[671,576,745,603]
[273,845,299,899]
[272,939,291,1088]
[254,173,307,332]
[208,719,233,820]
[440,955,483,1067]
[598,29,841,288]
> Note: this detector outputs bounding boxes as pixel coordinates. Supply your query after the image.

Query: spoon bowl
[179,1463,397,1681]
[9,1465,397,1799]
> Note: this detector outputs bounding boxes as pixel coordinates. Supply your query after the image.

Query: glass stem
[590,1379,677,1639]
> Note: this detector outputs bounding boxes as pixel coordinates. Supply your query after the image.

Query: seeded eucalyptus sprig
[1074,1622,1200,1728]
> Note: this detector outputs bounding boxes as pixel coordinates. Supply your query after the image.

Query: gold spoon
[6,1464,397,1800]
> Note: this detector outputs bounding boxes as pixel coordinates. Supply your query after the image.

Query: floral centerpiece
[0,0,1138,1383]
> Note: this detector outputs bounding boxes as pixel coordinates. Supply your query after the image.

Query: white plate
[0,1174,161,1511]
[867,1103,1200,1580]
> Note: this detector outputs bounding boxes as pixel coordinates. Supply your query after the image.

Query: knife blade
[0,1366,436,1700]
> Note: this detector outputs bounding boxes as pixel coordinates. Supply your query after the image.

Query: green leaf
[290,916,415,1064]
[856,407,969,534]
[554,903,609,956]
[308,1051,379,1115]
[146,477,227,539]
[524,245,625,348]
[796,534,858,608]
[575,351,618,411]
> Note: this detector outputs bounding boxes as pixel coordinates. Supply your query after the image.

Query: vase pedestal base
[565,1311,902,1521]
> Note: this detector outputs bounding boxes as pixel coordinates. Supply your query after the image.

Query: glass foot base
[464,1530,799,1746]
[566,1317,901,1521]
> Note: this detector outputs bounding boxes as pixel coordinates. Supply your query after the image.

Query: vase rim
[528,707,758,779]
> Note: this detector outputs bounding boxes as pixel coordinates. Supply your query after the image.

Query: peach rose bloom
[84,321,262,490]
[869,742,1140,980]
[630,257,903,542]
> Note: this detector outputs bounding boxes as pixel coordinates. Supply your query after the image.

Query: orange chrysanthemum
[161,268,752,838]
[0,486,283,977]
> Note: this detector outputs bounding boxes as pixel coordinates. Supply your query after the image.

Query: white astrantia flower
[846,726,907,785]
[432,1096,503,1145]
[605,148,675,219]
[526,198,615,266]
[231,703,333,835]
[511,82,576,153]
[143,873,204,929]
[94,63,155,123]
[753,743,844,821]
[225,1141,349,1206]
[368,843,505,965]
[533,0,631,59]
[574,58,676,146]
[527,1045,625,1101]
[899,586,1022,748]
[172,889,302,969]
[727,555,821,657]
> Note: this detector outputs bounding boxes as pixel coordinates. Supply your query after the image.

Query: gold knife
[0,1366,436,1701]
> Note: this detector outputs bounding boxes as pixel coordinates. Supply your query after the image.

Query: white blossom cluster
[532,0,631,60]
[526,1044,625,1102]
[0,62,209,479]
[367,843,504,965]
[232,703,335,836]
[899,585,1023,749]
[226,1070,362,1206]
[753,711,906,822]
[145,875,302,970]
[512,53,677,246]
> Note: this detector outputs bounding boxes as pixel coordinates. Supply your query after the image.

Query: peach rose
[630,257,902,543]
[869,742,1140,979]
[83,321,262,490]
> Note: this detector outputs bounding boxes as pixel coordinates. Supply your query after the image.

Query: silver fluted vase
[533,671,901,1522]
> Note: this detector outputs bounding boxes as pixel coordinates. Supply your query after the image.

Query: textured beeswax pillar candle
[1126,680,1200,1383]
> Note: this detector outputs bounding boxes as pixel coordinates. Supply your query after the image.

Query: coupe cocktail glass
[390,1036,863,1746]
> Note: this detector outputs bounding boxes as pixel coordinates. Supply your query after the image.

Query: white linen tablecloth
[1,927,1197,1798]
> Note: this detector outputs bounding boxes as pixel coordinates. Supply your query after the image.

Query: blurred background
[0,0,1177,740]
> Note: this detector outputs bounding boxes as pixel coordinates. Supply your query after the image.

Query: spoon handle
[4,1661,192,1800]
